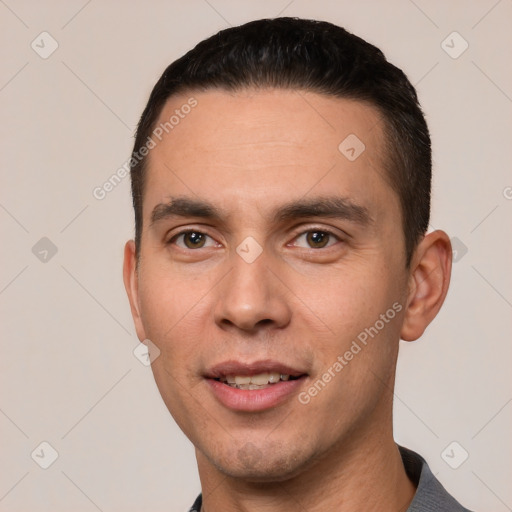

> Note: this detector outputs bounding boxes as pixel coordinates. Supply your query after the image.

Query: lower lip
[206,377,306,412]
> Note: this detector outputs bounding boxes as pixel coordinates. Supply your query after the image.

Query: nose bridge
[214,246,290,331]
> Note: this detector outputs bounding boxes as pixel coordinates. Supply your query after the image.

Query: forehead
[152,88,386,163]
[144,88,396,223]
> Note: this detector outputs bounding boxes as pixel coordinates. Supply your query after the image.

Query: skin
[123,89,452,512]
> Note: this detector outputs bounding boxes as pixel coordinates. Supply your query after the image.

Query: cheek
[301,261,398,336]
[137,269,212,431]
[137,267,207,364]
[299,259,404,393]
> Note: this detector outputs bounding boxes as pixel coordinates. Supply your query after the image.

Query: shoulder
[399,445,474,512]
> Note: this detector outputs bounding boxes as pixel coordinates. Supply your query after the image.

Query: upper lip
[204,359,308,379]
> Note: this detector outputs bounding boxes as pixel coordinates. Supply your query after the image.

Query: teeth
[250,373,270,385]
[234,376,251,385]
[224,372,291,387]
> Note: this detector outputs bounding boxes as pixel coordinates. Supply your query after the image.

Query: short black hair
[130,17,431,266]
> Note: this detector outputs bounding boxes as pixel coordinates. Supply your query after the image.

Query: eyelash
[167,227,343,250]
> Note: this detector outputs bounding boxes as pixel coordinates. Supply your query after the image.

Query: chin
[205,440,315,482]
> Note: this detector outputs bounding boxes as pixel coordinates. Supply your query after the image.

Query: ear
[123,240,147,342]
[400,230,452,341]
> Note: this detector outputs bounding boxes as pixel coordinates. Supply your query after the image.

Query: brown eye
[183,231,207,249]
[291,230,340,250]
[306,231,331,248]
[168,230,219,252]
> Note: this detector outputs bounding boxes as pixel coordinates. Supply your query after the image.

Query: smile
[205,360,308,411]
[216,372,298,390]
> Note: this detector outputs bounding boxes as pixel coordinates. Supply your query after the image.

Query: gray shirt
[399,446,473,511]
[188,445,474,511]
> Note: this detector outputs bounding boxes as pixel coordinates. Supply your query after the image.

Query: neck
[196,422,416,512]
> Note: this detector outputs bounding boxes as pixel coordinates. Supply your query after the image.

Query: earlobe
[123,240,147,342]
[400,230,452,342]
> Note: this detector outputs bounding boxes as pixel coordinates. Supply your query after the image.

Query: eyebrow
[273,196,371,226]
[150,196,372,227]
[150,197,224,225]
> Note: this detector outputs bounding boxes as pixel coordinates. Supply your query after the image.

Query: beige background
[1,1,511,511]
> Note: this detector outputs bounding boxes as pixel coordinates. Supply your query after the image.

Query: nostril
[256,319,273,327]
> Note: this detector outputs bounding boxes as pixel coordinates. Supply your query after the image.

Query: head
[124,18,451,481]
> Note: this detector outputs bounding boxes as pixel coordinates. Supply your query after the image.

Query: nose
[213,252,292,333]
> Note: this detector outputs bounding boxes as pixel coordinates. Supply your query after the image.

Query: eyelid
[166,227,220,247]
[288,224,346,243]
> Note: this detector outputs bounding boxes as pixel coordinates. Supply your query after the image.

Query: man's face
[126,89,411,480]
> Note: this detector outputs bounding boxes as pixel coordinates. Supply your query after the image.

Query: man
[123,17,473,511]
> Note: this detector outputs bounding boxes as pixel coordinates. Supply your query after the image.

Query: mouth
[204,360,308,412]
[214,372,302,390]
